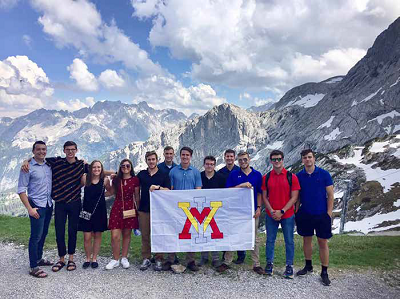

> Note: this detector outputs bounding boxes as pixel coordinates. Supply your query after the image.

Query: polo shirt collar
[239,166,254,176]
[272,167,287,176]
[31,158,45,166]
[179,164,192,170]
[302,166,319,175]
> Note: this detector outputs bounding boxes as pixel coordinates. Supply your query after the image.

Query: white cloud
[131,0,400,95]
[0,55,53,117]
[133,75,226,115]
[0,0,19,9]
[31,0,162,75]
[54,96,95,111]
[239,92,276,108]
[291,48,367,82]
[22,35,32,48]
[67,58,98,91]
[99,69,125,88]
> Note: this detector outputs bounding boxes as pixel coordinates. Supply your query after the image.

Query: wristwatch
[280,209,285,215]
[257,206,261,209]
[157,186,161,190]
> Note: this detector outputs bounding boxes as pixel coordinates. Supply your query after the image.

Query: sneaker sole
[284,274,294,279]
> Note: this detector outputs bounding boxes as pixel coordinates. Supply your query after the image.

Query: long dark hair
[113,158,135,193]
[86,160,105,187]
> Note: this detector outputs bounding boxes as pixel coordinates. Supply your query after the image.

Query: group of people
[17,141,334,286]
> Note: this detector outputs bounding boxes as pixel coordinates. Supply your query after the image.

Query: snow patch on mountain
[318,116,335,129]
[324,77,343,84]
[332,144,400,193]
[324,127,341,141]
[368,110,400,125]
[352,88,382,106]
[336,209,400,234]
[284,93,325,108]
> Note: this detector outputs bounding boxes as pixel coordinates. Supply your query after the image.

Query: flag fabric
[150,188,255,253]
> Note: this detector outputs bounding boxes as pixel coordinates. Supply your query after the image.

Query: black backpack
[264,170,293,197]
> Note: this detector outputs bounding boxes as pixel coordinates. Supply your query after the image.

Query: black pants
[54,200,81,257]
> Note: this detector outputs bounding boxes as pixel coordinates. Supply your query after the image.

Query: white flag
[150,188,255,253]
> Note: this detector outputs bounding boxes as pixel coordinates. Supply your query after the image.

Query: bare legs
[83,232,103,262]
[302,236,329,266]
[111,229,132,260]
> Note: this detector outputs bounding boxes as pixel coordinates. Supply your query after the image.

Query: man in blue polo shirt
[295,149,334,286]
[226,151,263,275]
[165,146,202,272]
[18,141,53,278]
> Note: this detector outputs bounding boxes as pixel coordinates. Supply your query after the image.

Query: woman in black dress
[78,160,112,269]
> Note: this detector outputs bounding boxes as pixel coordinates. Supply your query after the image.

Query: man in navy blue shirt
[226,151,264,275]
[199,155,225,269]
[157,146,177,174]
[217,149,245,264]
[295,149,334,286]
[18,141,53,278]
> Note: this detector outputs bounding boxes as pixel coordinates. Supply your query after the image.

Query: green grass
[1,215,399,270]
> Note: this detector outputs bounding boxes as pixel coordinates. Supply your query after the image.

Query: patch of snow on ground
[332,218,341,234]
[317,116,335,129]
[368,110,400,124]
[342,209,400,234]
[324,127,341,141]
[334,191,344,198]
[369,140,390,153]
[332,147,399,192]
[394,199,400,208]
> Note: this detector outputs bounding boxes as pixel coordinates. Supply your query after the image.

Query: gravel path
[1,243,399,299]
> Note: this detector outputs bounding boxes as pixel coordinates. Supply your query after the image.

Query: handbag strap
[121,178,138,211]
[83,179,105,215]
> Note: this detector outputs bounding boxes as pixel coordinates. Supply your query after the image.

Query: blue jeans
[29,203,53,268]
[265,214,295,266]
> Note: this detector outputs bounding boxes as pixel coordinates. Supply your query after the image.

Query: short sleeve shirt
[201,171,225,189]
[218,164,240,186]
[296,166,333,215]
[261,168,300,219]
[169,164,202,190]
[226,167,262,211]
[137,169,171,213]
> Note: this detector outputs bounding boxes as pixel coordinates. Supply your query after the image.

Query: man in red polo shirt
[262,150,300,278]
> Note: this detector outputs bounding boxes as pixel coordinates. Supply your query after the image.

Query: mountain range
[1,18,399,234]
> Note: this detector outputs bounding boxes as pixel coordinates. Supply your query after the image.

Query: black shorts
[295,210,332,239]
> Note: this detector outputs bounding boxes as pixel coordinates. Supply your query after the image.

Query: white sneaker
[140,258,151,271]
[121,257,130,269]
[105,259,120,270]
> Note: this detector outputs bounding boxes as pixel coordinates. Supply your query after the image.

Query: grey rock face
[0,101,186,193]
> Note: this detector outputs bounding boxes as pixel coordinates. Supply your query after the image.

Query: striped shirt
[46,157,88,203]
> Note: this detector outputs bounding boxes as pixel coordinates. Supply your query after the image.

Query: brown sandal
[29,268,48,278]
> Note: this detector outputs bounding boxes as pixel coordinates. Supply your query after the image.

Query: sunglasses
[120,164,131,169]
[271,158,283,162]
[238,158,248,163]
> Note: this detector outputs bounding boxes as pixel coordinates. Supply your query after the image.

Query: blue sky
[0,0,399,117]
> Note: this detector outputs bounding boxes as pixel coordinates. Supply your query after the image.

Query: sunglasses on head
[271,158,283,162]
[120,164,131,169]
